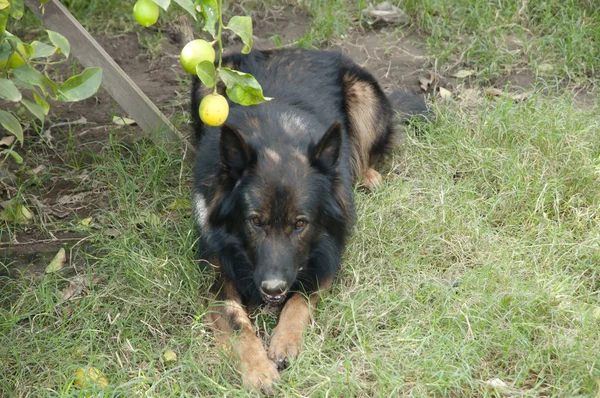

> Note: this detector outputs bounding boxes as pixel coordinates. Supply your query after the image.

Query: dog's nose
[261,280,287,296]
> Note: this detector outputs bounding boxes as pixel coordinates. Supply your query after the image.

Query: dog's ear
[309,121,342,170]
[219,124,255,179]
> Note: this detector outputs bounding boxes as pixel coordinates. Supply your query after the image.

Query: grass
[2,93,599,396]
[289,0,600,84]
[2,0,600,397]
[18,0,599,83]
[404,0,600,84]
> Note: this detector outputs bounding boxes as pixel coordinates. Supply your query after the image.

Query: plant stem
[213,0,224,95]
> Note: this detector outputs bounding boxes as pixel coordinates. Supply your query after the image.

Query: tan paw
[241,357,280,395]
[362,168,382,191]
[268,329,302,370]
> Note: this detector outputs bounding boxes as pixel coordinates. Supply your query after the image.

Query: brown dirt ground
[1,6,494,278]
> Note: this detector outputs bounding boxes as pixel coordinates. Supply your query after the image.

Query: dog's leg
[341,69,395,191]
[208,278,279,394]
[268,280,332,369]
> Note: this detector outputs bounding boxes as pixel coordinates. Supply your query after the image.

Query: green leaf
[195,60,215,88]
[47,30,70,58]
[0,110,23,145]
[33,91,50,115]
[21,98,45,122]
[173,0,197,20]
[226,16,253,54]
[31,41,57,59]
[151,0,170,11]
[4,35,34,60]
[0,78,21,101]
[12,65,48,95]
[195,0,218,37]
[8,0,23,19]
[0,41,10,63]
[218,68,272,106]
[18,42,35,59]
[2,149,23,163]
[58,67,102,102]
[0,1,10,10]
[0,6,9,36]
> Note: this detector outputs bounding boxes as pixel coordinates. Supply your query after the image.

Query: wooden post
[24,0,195,154]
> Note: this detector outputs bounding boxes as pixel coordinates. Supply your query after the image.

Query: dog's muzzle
[261,280,287,304]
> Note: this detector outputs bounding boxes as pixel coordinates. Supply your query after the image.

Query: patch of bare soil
[2,7,433,276]
[1,29,187,276]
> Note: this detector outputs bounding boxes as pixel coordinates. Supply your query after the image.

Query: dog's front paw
[268,329,302,370]
[242,357,280,395]
[362,168,382,191]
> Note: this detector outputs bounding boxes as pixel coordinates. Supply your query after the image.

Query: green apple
[133,0,160,28]
[180,39,215,75]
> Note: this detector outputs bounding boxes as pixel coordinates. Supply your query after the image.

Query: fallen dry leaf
[29,195,71,219]
[45,248,67,274]
[49,208,71,219]
[112,115,136,126]
[104,228,122,238]
[484,378,517,396]
[485,88,504,97]
[438,87,452,100]
[163,348,177,362]
[484,88,532,102]
[28,165,46,175]
[419,73,435,92]
[56,192,90,205]
[74,366,108,388]
[20,205,33,220]
[510,91,533,102]
[450,69,475,78]
[0,203,33,223]
[0,135,16,147]
[60,275,88,302]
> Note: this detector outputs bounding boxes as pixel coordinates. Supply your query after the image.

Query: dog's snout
[261,279,287,296]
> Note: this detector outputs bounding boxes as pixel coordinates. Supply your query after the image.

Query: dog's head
[212,120,345,303]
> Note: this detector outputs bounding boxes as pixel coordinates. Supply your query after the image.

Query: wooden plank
[24,0,195,154]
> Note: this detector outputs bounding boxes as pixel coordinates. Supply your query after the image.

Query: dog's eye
[294,220,307,230]
[251,217,262,227]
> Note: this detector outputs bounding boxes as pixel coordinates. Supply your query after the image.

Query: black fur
[191,49,425,308]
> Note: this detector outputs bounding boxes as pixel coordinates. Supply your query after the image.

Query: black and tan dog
[191,49,425,393]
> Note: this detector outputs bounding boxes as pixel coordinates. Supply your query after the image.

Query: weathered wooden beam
[24,0,195,154]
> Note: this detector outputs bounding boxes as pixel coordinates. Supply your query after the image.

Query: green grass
[405,0,600,84]
[295,0,367,48]
[2,0,600,396]
[287,0,600,84]
[13,0,600,84]
[2,92,600,396]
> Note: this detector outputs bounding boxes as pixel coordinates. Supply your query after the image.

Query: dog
[191,48,426,394]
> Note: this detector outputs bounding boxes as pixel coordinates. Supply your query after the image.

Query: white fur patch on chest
[193,192,208,228]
